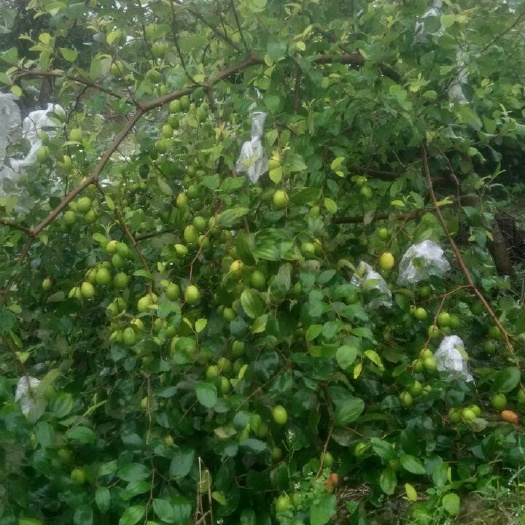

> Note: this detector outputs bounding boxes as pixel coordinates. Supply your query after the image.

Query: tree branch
[422,145,515,357]
[14,69,125,100]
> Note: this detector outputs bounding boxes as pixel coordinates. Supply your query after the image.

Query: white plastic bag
[15,376,41,417]
[434,335,474,382]
[235,111,268,183]
[0,93,22,164]
[354,261,392,309]
[397,240,450,286]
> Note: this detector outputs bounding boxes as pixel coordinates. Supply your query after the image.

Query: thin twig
[230,0,249,52]
[0,219,31,233]
[422,145,515,357]
[480,8,525,54]
[173,0,243,53]
[14,69,125,100]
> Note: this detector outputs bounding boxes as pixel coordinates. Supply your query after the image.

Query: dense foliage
[1,1,525,524]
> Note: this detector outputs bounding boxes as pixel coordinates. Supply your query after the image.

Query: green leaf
[239,438,268,453]
[240,289,264,319]
[118,505,145,525]
[442,493,460,515]
[336,345,358,370]
[60,47,78,62]
[440,14,456,28]
[202,174,220,190]
[122,480,150,500]
[169,448,195,478]
[0,308,16,333]
[153,499,176,523]
[334,397,365,425]
[95,487,111,513]
[73,504,93,525]
[310,493,337,525]
[323,198,338,213]
[117,463,151,482]
[370,438,396,461]
[216,207,249,228]
[379,467,397,495]
[400,455,426,475]
[492,367,521,393]
[251,314,268,334]
[157,175,173,195]
[35,421,54,448]
[364,349,384,370]
[50,392,74,418]
[195,381,217,408]
[66,426,96,444]
[306,324,323,341]
[195,318,207,333]
[173,496,192,525]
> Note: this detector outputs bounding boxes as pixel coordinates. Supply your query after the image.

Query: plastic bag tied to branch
[235,111,268,183]
[397,240,450,286]
[353,261,392,309]
[434,335,474,382]
[15,376,41,417]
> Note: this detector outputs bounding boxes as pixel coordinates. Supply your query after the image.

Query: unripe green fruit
[37,145,50,163]
[206,365,219,379]
[360,185,372,199]
[273,189,289,209]
[378,252,395,271]
[106,240,119,254]
[272,405,288,425]
[185,285,200,304]
[250,270,267,289]
[161,124,173,138]
[184,225,198,244]
[63,210,77,225]
[488,325,502,340]
[117,243,132,259]
[42,277,53,291]
[448,408,462,423]
[423,356,438,372]
[165,283,180,300]
[180,96,190,111]
[399,391,413,407]
[111,253,125,268]
[176,193,188,208]
[175,244,189,256]
[300,242,316,258]
[69,128,83,142]
[122,327,137,346]
[275,494,291,513]
[76,197,92,214]
[70,467,86,485]
[169,99,181,113]
[95,267,111,286]
[193,216,207,232]
[461,407,477,421]
[377,227,389,240]
[437,312,451,328]
[232,340,245,356]
[413,307,427,321]
[114,272,130,289]
[80,281,95,299]
[223,307,235,321]
[491,393,507,410]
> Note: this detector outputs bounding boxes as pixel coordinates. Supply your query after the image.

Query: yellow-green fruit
[69,128,83,142]
[80,281,95,299]
[106,240,119,254]
[423,357,438,372]
[448,408,462,423]
[180,95,190,111]
[175,244,189,256]
[232,340,245,357]
[161,124,173,138]
[76,197,92,214]
[437,312,451,328]
[169,99,181,113]
[272,446,283,462]
[413,307,427,321]
[176,193,188,208]
[360,185,373,199]
[206,365,219,379]
[37,145,50,163]
[378,252,395,271]
[122,327,137,346]
[185,285,200,304]
[321,451,335,468]
[117,243,132,259]
[166,283,180,301]
[268,158,281,170]
[95,267,111,286]
[63,210,77,225]
[42,278,53,291]
[223,307,235,321]
[193,216,207,232]
[488,325,502,340]
[491,393,507,410]
[250,270,267,289]
[399,391,413,407]
[272,405,288,425]
[428,325,440,339]
[300,242,316,258]
[275,494,292,513]
[70,467,86,485]
[18,518,43,525]
[114,272,130,289]
[461,407,477,421]
[377,227,389,240]
[273,189,289,209]
[184,225,198,244]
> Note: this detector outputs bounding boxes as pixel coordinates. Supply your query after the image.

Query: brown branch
[0,219,31,234]
[422,145,515,357]
[14,69,125,100]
